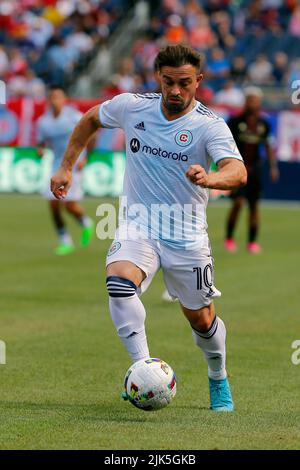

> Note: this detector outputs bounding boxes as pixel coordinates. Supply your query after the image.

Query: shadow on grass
[0,400,178,423]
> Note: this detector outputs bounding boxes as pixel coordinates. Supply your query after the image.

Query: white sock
[79,215,93,228]
[108,289,150,362]
[57,228,73,246]
[192,316,227,380]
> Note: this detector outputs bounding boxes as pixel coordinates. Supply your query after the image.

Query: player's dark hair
[154,44,205,73]
[47,84,67,94]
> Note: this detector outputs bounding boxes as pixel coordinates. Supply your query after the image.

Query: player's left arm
[265,141,279,183]
[262,119,279,183]
[186,158,247,190]
[77,133,97,171]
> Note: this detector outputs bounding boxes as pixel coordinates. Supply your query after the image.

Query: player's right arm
[51,105,101,199]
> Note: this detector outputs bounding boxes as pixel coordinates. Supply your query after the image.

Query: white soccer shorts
[106,229,221,310]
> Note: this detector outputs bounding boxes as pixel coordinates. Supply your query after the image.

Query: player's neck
[52,107,63,118]
[245,110,259,119]
[161,99,197,121]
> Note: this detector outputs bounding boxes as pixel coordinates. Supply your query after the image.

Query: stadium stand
[0,0,299,109]
[0,0,135,96]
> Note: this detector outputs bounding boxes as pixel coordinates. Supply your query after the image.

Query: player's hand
[50,167,72,199]
[36,146,44,158]
[270,166,279,183]
[186,165,210,187]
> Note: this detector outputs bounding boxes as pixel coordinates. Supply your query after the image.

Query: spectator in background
[65,25,95,54]
[147,16,165,40]
[245,0,264,34]
[287,57,300,86]
[8,47,27,76]
[28,48,50,83]
[184,0,204,30]
[213,80,245,108]
[272,51,288,84]
[7,74,27,97]
[27,15,54,50]
[215,20,236,51]
[7,68,46,98]
[24,69,46,98]
[230,55,247,85]
[132,33,159,73]
[187,12,216,51]
[212,10,236,51]
[164,14,187,44]
[47,37,78,85]
[289,4,300,36]
[206,47,230,90]
[118,57,136,92]
[248,54,273,85]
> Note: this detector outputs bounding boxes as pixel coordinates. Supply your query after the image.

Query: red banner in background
[0,97,99,147]
[1,97,300,161]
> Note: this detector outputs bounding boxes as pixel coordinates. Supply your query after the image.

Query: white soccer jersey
[99,92,243,249]
[37,105,83,172]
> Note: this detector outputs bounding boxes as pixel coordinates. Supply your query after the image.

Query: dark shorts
[230,170,261,203]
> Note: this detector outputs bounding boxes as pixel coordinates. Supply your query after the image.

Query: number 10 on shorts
[193,264,213,291]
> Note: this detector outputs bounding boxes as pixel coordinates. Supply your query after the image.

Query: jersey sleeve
[205,118,243,164]
[71,108,83,125]
[99,93,134,129]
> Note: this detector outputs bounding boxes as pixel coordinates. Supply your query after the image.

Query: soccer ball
[123,358,177,411]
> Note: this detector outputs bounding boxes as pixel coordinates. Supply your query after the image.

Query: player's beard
[163,95,192,114]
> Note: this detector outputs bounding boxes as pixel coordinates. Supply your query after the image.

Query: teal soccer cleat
[209,377,234,412]
[121,390,129,401]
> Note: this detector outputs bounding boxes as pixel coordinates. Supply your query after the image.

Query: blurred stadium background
[0,0,300,198]
[0,0,300,450]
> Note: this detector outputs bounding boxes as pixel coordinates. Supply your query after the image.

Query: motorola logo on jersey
[142,145,188,162]
[130,138,188,161]
[130,138,140,153]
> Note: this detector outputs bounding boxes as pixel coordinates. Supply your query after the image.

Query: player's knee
[106,276,137,299]
[189,308,214,332]
[106,261,145,287]
[192,318,212,332]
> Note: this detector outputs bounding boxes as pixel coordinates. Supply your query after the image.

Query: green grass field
[0,194,300,450]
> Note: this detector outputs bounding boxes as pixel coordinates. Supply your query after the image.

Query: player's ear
[155,69,161,84]
[196,74,204,89]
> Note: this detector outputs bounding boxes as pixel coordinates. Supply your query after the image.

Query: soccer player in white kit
[37,85,94,255]
[51,45,247,411]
